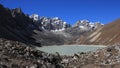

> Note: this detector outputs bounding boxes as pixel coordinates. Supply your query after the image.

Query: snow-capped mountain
[73,20,103,31]
[30,14,71,32]
[29,14,39,21]
[73,19,120,45]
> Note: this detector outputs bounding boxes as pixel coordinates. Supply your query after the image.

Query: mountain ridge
[74,18,120,45]
[0,4,120,46]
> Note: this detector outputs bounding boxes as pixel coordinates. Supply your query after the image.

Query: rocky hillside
[75,19,120,45]
[0,4,40,46]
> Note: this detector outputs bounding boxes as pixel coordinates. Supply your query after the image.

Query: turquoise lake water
[36,45,105,55]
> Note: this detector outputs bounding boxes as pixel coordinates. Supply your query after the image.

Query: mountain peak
[73,20,103,31]
[29,14,39,21]
[53,17,59,20]
[30,14,71,31]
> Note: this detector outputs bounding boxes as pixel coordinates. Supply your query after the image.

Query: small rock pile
[0,38,63,68]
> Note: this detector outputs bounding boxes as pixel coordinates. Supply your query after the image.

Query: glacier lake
[36,45,106,55]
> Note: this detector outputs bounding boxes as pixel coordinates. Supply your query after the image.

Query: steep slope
[76,19,120,45]
[0,4,40,46]
[98,19,120,45]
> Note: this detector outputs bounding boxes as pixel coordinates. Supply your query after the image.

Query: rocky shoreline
[36,45,105,56]
[61,44,120,68]
[63,45,107,47]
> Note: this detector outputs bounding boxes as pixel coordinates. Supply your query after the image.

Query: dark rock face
[11,8,22,17]
[0,4,41,46]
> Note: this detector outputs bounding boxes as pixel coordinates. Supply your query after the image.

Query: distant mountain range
[0,4,120,46]
[29,14,103,32]
[30,14,71,31]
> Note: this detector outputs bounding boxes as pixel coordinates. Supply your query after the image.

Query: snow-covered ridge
[29,14,71,32]
[73,20,103,31]
[30,14,103,32]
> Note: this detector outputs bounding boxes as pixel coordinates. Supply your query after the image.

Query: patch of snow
[79,26,85,29]
[30,14,39,21]
[53,17,59,20]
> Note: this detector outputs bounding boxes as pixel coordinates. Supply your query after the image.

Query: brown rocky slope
[75,19,120,45]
